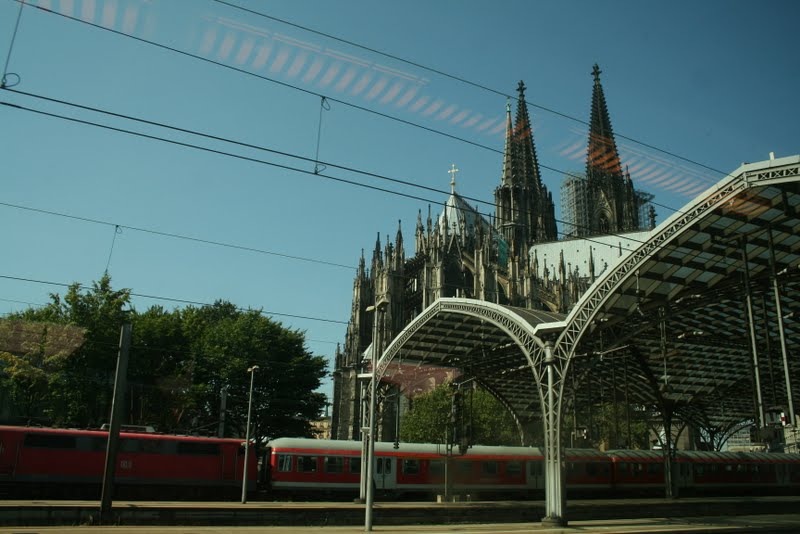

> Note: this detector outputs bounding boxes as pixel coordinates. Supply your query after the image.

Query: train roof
[266,437,544,459]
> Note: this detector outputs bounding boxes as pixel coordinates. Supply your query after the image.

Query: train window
[458,461,472,475]
[694,464,704,476]
[528,461,543,476]
[382,458,392,474]
[89,436,108,451]
[349,457,361,474]
[429,460,444,477]
[724,464,733,473]
[177,442,220,455]
[481,461,498,476]
[402,459,419,475]
[277,454,292,472]
[325,456,344,474]
[24,433,76,449]
[506,461,522,477]
[647,463,662,475]
[297,456,318,473]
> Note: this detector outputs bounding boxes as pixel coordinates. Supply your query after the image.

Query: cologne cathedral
[330,65,655,440]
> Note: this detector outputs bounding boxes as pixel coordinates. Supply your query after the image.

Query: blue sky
[2,0,799,402]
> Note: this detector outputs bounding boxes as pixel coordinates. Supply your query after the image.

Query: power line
[19,1,721,197]
[0,92,680,252]
[2,93,734,295]
[0,273,348,325]
[211,0,731,178]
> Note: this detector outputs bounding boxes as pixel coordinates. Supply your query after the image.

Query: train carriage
[0,425,257,500]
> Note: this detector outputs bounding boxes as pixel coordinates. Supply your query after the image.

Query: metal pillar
[742,238,766,428]
[241,365,258,504]
[99,323,131,524]
[365,301,385,532]
[542,341,566,527]
[769,227,796,428]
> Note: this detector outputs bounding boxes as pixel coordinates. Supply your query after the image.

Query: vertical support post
[242,365,258,504]
[661,408,675,499]
[100,323,131,524]
[542,341,566,527]
[365,301,385,532]
[741,238,766,428]
[218,386,228,438]
[358,380,367,502]
[769,227,796,428]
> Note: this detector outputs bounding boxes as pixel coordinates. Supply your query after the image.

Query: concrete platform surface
[2,514,800,534]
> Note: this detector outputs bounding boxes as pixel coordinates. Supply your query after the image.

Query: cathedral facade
[330,65,654,441]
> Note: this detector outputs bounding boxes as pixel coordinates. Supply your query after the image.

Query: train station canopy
[375,155,800,440]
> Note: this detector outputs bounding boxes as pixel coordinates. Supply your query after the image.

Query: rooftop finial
[517,80,526,98]
[592,63,602,84]
[448,163,459,193]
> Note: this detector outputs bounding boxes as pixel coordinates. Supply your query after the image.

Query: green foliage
[0,277,328,446]
[400,382,520,446]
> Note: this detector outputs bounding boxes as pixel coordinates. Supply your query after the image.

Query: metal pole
[769,227,796,428]
[242,365,258,504]
[365,302,383,532]
[358,381,367,502]
[100,323,131,524]
[741,238,766,428]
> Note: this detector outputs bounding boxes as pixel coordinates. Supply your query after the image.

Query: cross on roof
[448,163,459,193]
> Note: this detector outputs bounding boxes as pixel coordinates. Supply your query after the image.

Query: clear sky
[2,0,799,403]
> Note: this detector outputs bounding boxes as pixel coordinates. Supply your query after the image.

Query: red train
[0,425,257,499]
[265,437,800,499]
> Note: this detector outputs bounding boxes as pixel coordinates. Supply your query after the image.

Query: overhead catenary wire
[0,90,685,252]
[210,0,731,179]
[1,0,25,88]
[0,94,742,299]
[16,1,721,198]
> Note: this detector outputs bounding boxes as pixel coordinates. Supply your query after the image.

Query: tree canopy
[0,274,328,447]
[400,382,521,447]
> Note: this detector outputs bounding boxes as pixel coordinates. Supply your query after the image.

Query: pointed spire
[586,63,622,178]
[395,219,404,259]
[371,232,382,273]
[514,80,543,188]
[501,99,514,185]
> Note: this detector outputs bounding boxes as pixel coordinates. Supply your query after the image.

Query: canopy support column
[542,340,567,527]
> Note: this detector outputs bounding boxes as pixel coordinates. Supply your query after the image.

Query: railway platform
[1,496,799,530]
[2,514,800,533]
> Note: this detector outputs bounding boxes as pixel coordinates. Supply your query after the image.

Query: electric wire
[17,2,720,200]
[0,0,24,88]
[0,91,681,252]
[211,0,731,178]
[0,95,740,293]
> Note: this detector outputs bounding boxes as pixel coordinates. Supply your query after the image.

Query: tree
[0,320,84,423]
[1,278,328,443]
[400,382,520,446]
[5,274,131,426]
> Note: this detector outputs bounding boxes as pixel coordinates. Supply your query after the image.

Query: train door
[221,444,236,482]
[527,459,544,491]
[375,456,394,490]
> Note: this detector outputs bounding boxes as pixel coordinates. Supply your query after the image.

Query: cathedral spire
[587,64,622,178]
[501,99,514,186]
[514,80,543,189]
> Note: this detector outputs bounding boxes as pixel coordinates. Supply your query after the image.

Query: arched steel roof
[555,155,800,432]
[373,155,800,442]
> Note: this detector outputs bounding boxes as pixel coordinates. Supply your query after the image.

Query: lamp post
[242,364,259,504]
[364,299,386,532]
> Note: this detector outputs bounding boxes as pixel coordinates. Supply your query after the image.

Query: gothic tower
[584,64,641,235]
[494,81,558,258]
